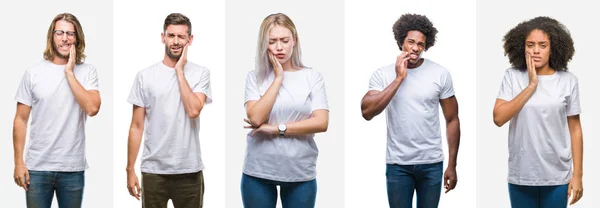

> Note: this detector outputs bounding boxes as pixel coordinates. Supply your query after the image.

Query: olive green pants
[142,171,204,208]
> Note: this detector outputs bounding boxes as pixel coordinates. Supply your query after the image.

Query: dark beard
[54,45,70,60]
[165,45,182,60]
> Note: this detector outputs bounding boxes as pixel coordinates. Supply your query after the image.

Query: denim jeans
[386,162,443,208]
[508,183,568,208]
[26,171,85,208]
[241,173,317,208]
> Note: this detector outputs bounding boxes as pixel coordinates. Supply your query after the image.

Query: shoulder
[422,59,450,75]
[185,61,210,73]
[26,60,52,74]
[557,71,579,84]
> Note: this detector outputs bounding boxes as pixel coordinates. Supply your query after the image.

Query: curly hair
[503,16,574,71]
[392,14,437,51]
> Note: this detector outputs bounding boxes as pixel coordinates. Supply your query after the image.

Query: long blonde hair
[43,13,86,64]
[255,13,305,84]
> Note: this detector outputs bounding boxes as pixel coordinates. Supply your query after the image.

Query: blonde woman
[241,13,329,208]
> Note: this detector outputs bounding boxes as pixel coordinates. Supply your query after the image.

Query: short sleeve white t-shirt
[369,59,454,165]
[128,61,212,174]
[497,68,580,186]
[243,68,329,182]
[15,60,99,171]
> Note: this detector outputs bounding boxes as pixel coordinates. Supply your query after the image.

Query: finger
[243,125,256,129]
[251,130,256,137]
[135,183,141,200]
[20,174,27,190]
[182,43,189,60]
[567,184,572,198]
[24,172,30,191]
[573,190,582,204]
[128,185,135,197]
[243,118,251,125]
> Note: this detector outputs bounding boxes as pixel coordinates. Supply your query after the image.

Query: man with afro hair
[361,13,461,208]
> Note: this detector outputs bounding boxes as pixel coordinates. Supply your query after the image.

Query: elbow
[187,110,200,119]
[493,116,505,127]
[248,117,264,127]
[86,107,99,117]
[320,120,329,133]
[361,109,373,121]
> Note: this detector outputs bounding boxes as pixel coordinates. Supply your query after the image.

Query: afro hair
[503,16,575,71]
[392,14,438,51]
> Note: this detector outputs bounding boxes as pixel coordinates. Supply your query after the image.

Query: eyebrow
[269,37,290,40]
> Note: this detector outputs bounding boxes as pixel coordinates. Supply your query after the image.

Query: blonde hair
[43,13,86,64]
[255,13,305,84]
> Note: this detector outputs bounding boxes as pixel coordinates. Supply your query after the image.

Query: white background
[477,0,600,207]
[345,0,477,207]
[225,0,345,207]
[112,0,225,207]
[0,0,114,207]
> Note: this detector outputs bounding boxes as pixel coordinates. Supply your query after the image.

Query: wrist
[126,167,135,172]
[394,76,405,82]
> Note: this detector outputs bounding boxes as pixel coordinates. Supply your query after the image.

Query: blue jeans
[241,173,317,208]
[26,171,85,208]
[386,162,443,208]
[508,183,568,208]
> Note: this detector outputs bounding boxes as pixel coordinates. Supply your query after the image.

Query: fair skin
[360,30,460,193]
[13,19,101,191]
[126,24,208,200]
[244,25,328,136]
[493,29,583,204]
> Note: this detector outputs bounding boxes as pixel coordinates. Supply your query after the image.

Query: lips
[409,53,419,59]
[532,57,542,61]
[275,54,285,59]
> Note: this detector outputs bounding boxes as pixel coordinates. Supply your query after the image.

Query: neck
[162,54,178,68]
[535,65,554,75]
[407,58,424,69]
[282,60,296,71]
[52,57,68,65]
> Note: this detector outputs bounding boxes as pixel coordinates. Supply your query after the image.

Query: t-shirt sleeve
[497,69,513,101]
[439,70,455,99]
[193,68,212,104]
[368,69,385,92]
[310,71,329,111]
[567,76,581,116]
[244,71,260,106]
[127,72,146,108]
[15,71,33,106]
[84,66,100,91]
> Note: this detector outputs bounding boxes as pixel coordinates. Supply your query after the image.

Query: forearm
[446,117,460,168]
[493,86,536,126]
[12,118,27,166]
[570,129,583,177]
[361,78,403,120]
[65,72,100,116]
[284,113,329,135]
[247,77,283,126]
[126,126,143,172]
[176,71,204,118]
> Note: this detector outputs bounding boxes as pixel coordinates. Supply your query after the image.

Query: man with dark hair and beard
[125,13,212,208]
[13,13,101,208]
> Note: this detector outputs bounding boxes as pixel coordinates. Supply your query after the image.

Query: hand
[525,53,538,88]
[65,45,76,74]
[568,176,583,205]
[395,51,410,80]
[175,43,189,72]
[127,171,141,200]
[13,164,29,191]
[443,166,457,193]
[268,51,284,79]
[243,118,278,136]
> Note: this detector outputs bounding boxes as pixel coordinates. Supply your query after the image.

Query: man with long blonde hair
[13,13,101,207]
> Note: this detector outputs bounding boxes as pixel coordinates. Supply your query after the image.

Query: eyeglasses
[54,30,77,37]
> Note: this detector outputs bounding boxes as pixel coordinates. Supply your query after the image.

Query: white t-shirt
[369,59,454,165]
[497,68,580,186]
[15,60,99,171]
[243,68,329,182]
[128,61,212,174]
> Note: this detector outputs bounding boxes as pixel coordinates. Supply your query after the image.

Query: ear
[188,34,194,46]
[161,32,165,44]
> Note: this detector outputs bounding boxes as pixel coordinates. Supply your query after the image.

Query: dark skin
[361,30,460,193]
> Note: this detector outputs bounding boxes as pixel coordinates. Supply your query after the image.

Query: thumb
[567,183,572,198]
[25,171,30,184]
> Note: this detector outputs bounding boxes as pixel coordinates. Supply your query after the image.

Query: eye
[540,45,547,49]
[168,34,175,38]
[269,41,275,44]
[283,40,289,43]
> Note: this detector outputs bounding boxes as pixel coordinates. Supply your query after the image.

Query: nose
[276,41,283,51]
[532,45,540,54]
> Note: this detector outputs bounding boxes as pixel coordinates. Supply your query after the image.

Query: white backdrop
[112,0,225,207]
[0,0,114,207]
[476,0,600,207]
[345,0,477,207]
[225,0,346,207]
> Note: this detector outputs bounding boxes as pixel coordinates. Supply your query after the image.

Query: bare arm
[174,44,207,119]
[13,103,31,190]
[64,46,101,117]
[567,115,583,205]
[493,54,538,127]
[246,52,284,126]
[440,96,460,193]
[244,109,329,136]
[126,105,145,200]
[361,52,409,121]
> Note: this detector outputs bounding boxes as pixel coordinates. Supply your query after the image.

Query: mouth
[532,57,542,62]
[409,53,419,59]
[59,43,72,50]
[171,45,183,53]
[275,53,286,59]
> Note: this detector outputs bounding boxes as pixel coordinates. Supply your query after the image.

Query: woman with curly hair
[493,16,583,207]
[361,13,461,208]
[241,13,329,208]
